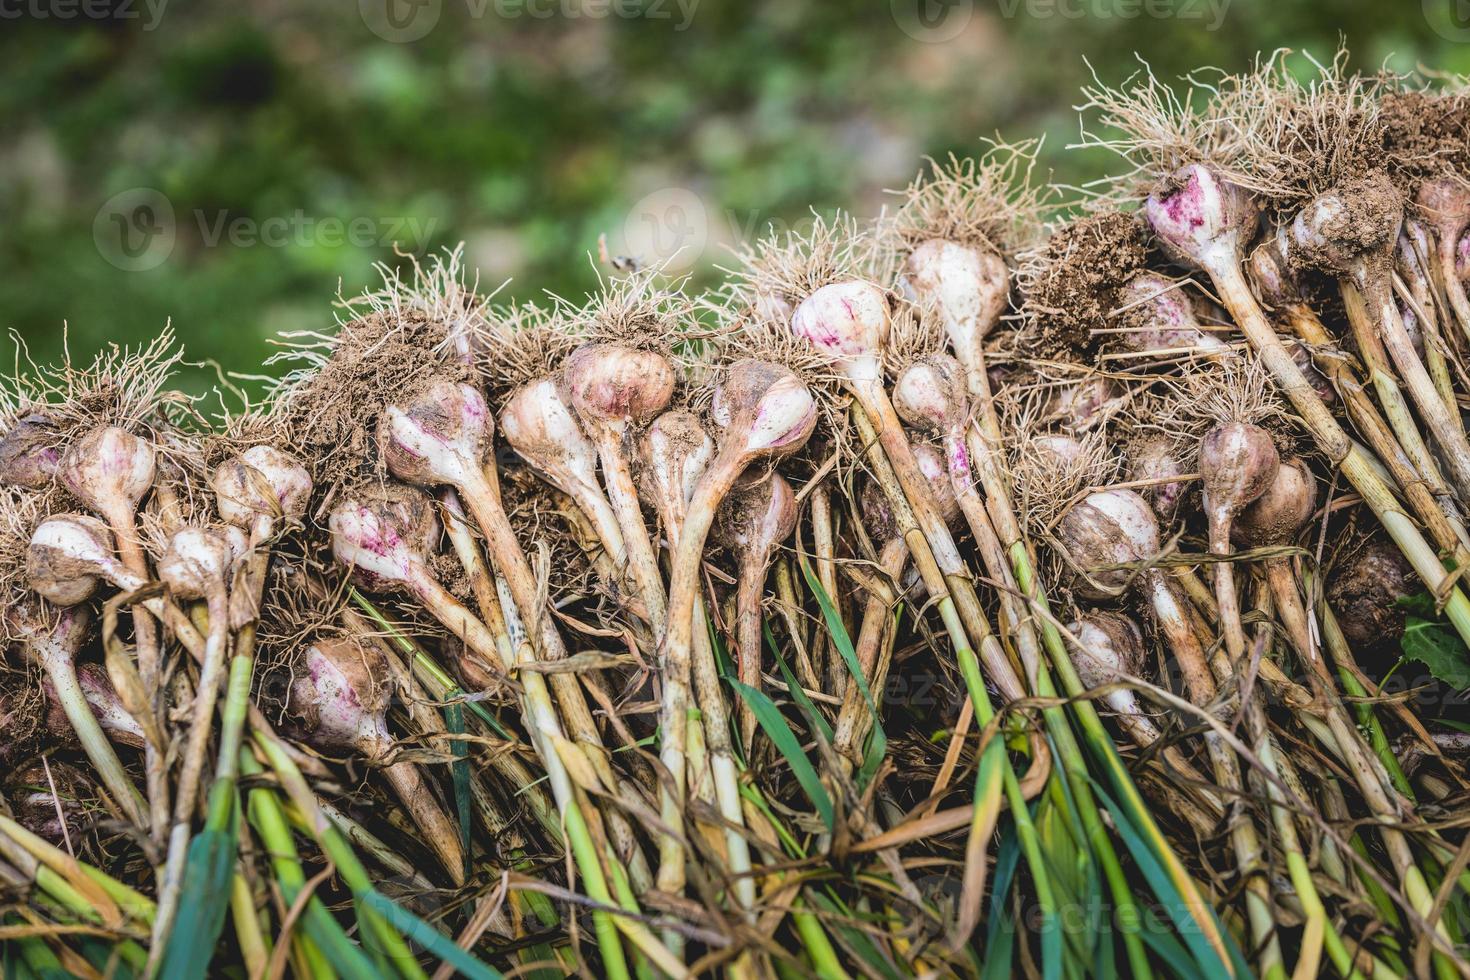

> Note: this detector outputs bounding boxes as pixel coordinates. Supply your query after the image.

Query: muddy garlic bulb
[1232,457,1316,549]
[290,637,394,757]
[709,361,820,463]
[1289,175,1401,282]
[718,472,798,565]
[211,445,313,531]
[0,413,62,490]
[1128,436,1189,522]
[1326,538,1415,660]
[640,411,714,541]
[1116,273,1229,354]
[381,380,494,492]
[329,486,439,595]
[157,529,233,602]
[562,344,677,437]
[1199,422,1280,554]
[1051,376,1117,432]
[26,514,126,606]
[60,426,155,524]
[74,662,145,748]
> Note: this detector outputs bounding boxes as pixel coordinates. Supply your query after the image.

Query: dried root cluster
[7,49,1470,980]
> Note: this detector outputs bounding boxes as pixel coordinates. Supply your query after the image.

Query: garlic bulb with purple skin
[381,380,494,492]
[791,280,891,386]
[8,602,146,826]
[657,360,816,893]
[0,413,61,490]
[902,239,1010,385]
[1127,436,1189,522]
[500,378,626,564]
[329,486,506,680]
[212,444,312,628]
[791,280,976,596]
[1050,376,1118,432]
[716,471,798,748]
[1199,421,1279,660]
[562,344,677,631]
[1055,489,1164,601]
[1068,611,1160,743]
[1200,422,1280,549]
[75,662,145,749]
[639,410,714,548]
[60,426,156,529]
[1416,176,1470,341]
[290,637,466,884]
[1144,164,1259,273]
[1055,489,1218,701]
[562,344,677,437]
[1115,273,1229,356]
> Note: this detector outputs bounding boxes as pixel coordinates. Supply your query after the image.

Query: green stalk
[240,750,376,979]
[251,729,429,980]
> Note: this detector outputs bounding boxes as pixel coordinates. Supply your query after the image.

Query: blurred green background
[3,0,1466,394]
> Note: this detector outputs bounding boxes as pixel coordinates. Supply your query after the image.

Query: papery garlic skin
[904,240,1010,366]
[158,528,233,601]
[790,280,890,384]
[61,426,156,518]
[501,378,602,500]
[26,515,122,606]
[329,488,439,594]
[382,380,494,491]
[291,639,394,756]
[562,344,676,432]
[1144,164,1259,272]
[212,445,313,528]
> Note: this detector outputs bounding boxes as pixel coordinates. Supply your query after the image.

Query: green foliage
[1398,593,1470,690]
